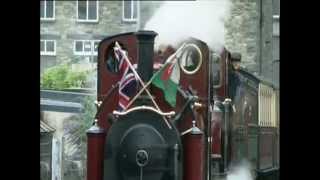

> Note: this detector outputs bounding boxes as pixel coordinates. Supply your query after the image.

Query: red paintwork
[175,40,209,180]
[88,32,279,180]
[89,33,231,180]
[209,49,229,159]
[183,134,205,180]
[87,33,138,180]
[109,39,212,180]
[87,132,106,180]
[97,38,212,180]
[97,34,138,131]
[211,110,222,155]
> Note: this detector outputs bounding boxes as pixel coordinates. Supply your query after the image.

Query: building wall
[259,0,274,84]
[41,0,279,87]
[225,0,260,74]
[41,1,140,73]
[225,0,279,87]
[272,0,280,87]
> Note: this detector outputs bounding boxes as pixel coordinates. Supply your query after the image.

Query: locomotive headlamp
[179,43,203,75]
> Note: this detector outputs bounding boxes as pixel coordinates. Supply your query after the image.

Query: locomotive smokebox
[135,30,158,83]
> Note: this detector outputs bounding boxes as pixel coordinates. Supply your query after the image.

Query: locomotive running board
[113,105,175,117]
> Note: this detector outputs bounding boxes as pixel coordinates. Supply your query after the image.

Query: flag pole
[114,42,173,129]
[125,43,187,110]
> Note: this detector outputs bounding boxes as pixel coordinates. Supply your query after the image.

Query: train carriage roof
[238,67,279,90]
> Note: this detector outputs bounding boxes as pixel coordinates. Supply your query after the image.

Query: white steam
[227,160,254,180]
[143,0,231,53]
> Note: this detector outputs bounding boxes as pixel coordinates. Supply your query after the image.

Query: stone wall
[41,1,140,73]
[225,0,260,75]
[260,0,277,86]
[225,0,279,87]
[41,0,279,85]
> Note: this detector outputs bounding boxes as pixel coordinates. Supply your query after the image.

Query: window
[77,0,99,22]
[258,83,277,127]
[122,0,138,22]
[272,15,279,62]
[41,40,56,56]
[272,0,280,62]
[179,44,203,75]
[40,0,55,21]
[211,52,222,88]
[74,40,100,56]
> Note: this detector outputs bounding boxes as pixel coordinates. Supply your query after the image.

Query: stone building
[41,0,279,86]
[225,0,280,87]
[40,0,161,74]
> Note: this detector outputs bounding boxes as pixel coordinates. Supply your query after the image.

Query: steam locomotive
[86,31,279,180]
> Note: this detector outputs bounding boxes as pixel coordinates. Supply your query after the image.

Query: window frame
[272,15,280,62]
[122,0,139,22]
[73,40,100,56]
[272,15,280,37]
[40,0,55,21]
[76,0,99,23]
[211,52,223,89]
[258,83,277,127]
[40,40,57,56]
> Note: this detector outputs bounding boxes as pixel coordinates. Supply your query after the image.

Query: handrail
[113,105,175,117]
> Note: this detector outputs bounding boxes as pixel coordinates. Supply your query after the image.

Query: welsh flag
[152,57,180,107]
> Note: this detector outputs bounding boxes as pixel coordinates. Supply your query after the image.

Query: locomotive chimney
[135,30,158,83]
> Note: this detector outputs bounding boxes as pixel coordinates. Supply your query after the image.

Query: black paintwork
[103,109,183,180]
[135,31,158,83]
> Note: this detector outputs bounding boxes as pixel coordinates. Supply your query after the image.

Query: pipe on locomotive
[222,98,232,173]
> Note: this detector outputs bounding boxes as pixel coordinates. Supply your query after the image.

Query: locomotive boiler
[86,30,279,180]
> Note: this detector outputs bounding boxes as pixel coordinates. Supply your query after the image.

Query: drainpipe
[137,1,141,30]
[259,0,263,76]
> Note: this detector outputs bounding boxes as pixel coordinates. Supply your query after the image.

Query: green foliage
[80,95,97,135]
[70,95,97,142]
[41,63,89,90]
[65,95,97,161]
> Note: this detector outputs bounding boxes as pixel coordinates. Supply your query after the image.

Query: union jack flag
[113,44,138,111]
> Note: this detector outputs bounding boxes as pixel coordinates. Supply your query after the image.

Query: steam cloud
[143,0,231,53]
[227,160,254,180]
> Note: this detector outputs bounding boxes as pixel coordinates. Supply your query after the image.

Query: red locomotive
[86,31,279,180]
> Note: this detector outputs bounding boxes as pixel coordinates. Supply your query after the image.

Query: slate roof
[40,120,55,133]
